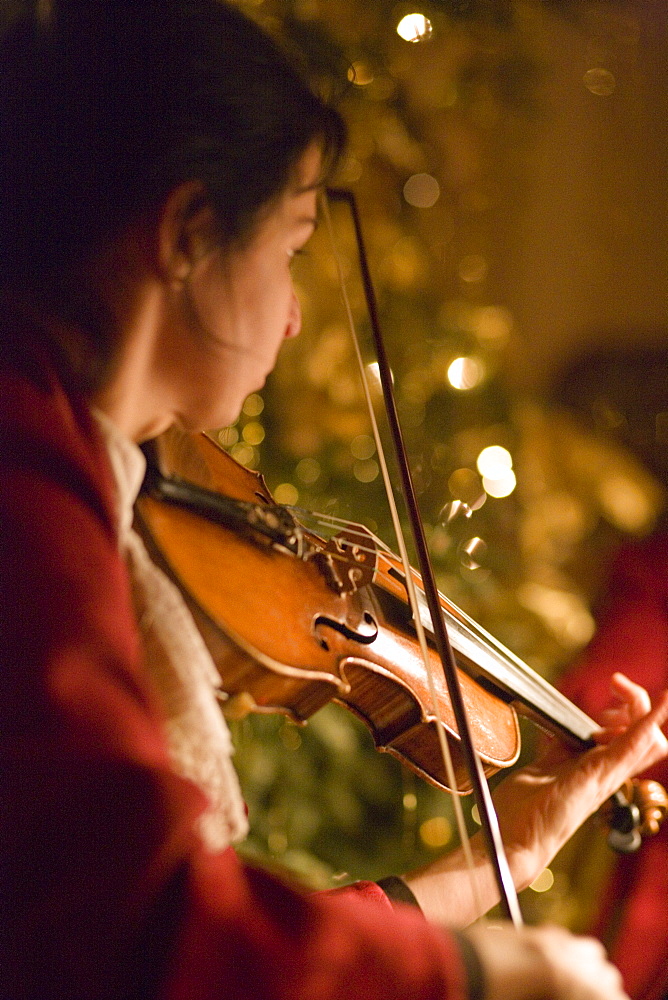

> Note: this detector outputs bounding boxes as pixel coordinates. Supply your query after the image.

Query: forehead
[261,146,322,235]
[293,142,324,193]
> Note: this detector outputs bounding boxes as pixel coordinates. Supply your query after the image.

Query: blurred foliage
[227,0,668,922]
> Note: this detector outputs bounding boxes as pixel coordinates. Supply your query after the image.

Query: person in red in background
[560,536,668,1000]
[556,347,668,1000]
[1,5,668,1000]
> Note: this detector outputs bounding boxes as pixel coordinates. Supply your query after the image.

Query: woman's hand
[464,922,630,1000]
[403,675,668,925]
[494,674,668,891]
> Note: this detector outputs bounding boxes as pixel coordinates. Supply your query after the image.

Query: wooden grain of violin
[135,428,667,850]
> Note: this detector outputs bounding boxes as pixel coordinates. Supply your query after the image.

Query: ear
[156,181,219,284]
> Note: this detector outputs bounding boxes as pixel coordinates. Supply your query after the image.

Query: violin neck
[409,584,598,749]
[140,457,307,556]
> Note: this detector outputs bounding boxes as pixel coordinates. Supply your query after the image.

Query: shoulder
[0,333,117,537]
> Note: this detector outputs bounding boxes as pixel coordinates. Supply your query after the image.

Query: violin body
[136,429,520,793]
[135,429,668,845]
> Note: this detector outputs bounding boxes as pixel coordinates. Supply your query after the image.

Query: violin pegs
[604,786,643,854]
[632,778,668,838]
[603,779,668,853]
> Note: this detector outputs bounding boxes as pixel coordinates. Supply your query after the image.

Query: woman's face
[160,144,321,433]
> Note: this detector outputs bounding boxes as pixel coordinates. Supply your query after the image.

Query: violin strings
[286,507,396,556]
[288,506,394,548]
[295,504,565,684]
[291,505,567,707]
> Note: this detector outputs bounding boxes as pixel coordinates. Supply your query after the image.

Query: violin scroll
[604,779,668,853]
[634,778,668,836]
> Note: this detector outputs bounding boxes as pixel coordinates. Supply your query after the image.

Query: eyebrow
[295,180,323,194]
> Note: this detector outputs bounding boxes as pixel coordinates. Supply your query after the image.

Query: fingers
[595,673,651,731]
[593,675,668,749]
[537,928,629,1000]
[464,923,631,1000]
[609,672,652,717]
[592,688,668,781]
[492,683,668,892]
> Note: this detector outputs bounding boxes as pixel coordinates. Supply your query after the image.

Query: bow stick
[324,187,523,925]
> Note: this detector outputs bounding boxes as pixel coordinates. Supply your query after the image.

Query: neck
[92,287,176,442]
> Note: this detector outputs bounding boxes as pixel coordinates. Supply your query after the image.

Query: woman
[1,3,667,998]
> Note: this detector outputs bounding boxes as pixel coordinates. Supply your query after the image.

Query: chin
[178,381,263,435]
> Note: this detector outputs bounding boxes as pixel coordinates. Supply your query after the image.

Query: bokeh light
[353,458,379,483]
[439,499,473,525]
[448,467,486,509]
[403,172,440,208]
[419,815,452,848]
[477,446,516,498]
[230,443,255,467]
[243,393,265,417]
[350,433,376,460]
[471,305,514,344]
[529,868,555,893]
[273,483,299,505]
[459,537,487,570]
[396,13,433,43]
[458,254,488,283]
[242,421,266,446]
[217,426,239,448]
[347,60,375,86]
[447,356,485,391]
[483,469,517,498]
[476,445,513,478]
[583,68,616,96]
[296,458,321,485]
[598,476,655,533]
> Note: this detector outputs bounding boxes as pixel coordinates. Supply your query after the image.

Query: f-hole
[312,611,378,651]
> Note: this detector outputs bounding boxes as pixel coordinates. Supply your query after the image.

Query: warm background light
[396,13,432,43]
[219,0,668,933]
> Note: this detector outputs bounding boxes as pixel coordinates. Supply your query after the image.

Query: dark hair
[0,0,345,386]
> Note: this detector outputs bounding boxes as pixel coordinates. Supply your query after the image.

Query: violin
[135,428,668,851]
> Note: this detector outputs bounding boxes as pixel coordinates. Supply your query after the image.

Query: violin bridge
[311,525,378,595]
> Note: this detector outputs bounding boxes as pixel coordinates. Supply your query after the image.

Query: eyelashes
[288,247,310,269]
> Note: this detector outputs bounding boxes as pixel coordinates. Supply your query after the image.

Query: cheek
[248,267,296,342]
[193,246,296,354]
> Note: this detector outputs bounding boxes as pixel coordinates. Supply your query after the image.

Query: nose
[285,291,302,339]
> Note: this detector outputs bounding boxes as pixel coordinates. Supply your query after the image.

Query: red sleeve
[558,537,668,1000]
[0,359,470,1000]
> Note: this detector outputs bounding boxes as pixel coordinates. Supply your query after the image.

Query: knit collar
[91,408,146,543]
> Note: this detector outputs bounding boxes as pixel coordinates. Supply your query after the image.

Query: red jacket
[560,535,668,1000]
[0,326,470,999]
